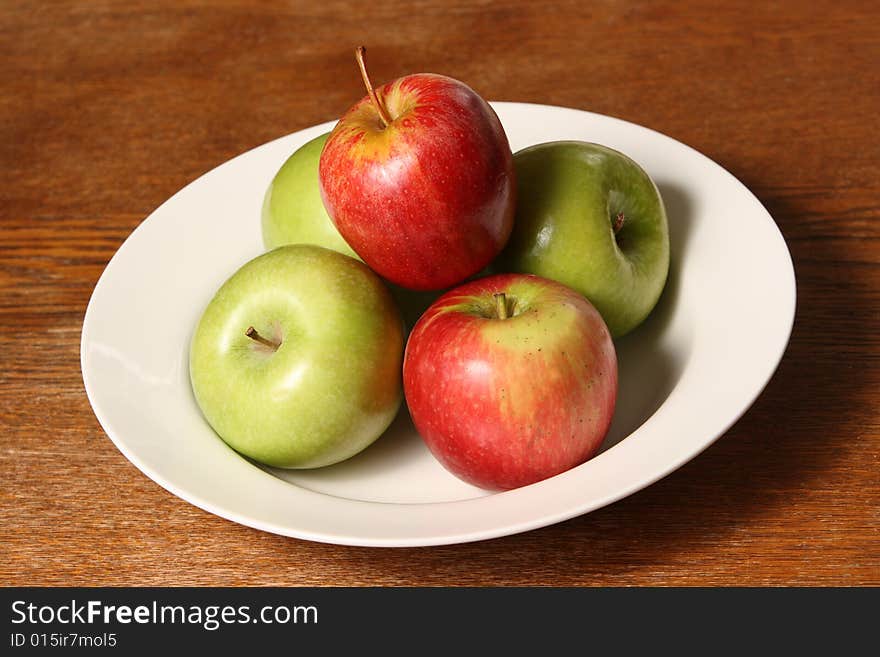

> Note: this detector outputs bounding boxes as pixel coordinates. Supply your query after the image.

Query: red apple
[403,273,618,490]
[319,47,516,291]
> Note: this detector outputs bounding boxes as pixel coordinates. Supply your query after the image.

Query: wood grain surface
[2,0,878,586]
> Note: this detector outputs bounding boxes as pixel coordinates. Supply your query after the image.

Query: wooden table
[2,1,878,586]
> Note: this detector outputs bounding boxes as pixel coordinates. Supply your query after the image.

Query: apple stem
[355,46,393,129]
[494,293,509,320]
[245,326,280,351]
[613,212,626,235]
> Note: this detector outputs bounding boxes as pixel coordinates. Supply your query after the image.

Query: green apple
[189,244,404,468]
[496,141,669,337]
[261,133,359,259]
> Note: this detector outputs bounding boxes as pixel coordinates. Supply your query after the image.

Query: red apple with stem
[403,273,618,491]
[319,47,516,291]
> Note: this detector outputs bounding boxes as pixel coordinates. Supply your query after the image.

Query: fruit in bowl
[319,47,516,291]
[260,130,445,330]
[261,132,359,259]
[403,272,617,490]
[189,244,404,468]
[496,141,670,338]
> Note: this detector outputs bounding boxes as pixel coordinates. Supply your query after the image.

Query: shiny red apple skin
[319,73,515,291]
[403,273,618,491]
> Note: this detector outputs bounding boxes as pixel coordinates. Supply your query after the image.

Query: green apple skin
[189,244,404,469]
[495,141,669,338]
[261,133,360,260]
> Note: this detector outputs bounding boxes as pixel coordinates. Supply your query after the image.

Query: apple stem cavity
[245,326,280,351]
[355,46,393,129]
[613,212,626,235]
[493,293,509,320]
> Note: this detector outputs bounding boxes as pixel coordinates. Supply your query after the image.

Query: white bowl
[81,102,796,546]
